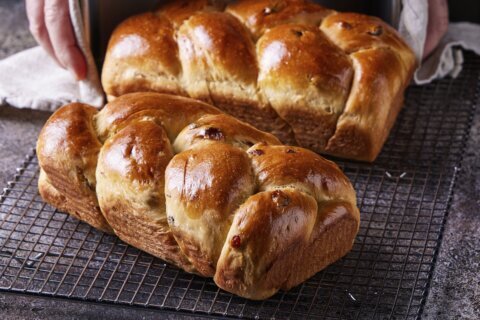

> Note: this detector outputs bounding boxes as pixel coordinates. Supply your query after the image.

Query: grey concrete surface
[0,0,36,60]
[421,106,480,319]
[0,0,479,319]
[0,0,49,188]
[0,292,205,320]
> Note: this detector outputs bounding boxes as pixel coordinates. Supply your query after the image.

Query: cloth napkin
[399,0,480,84]
[0,0,479,111]
[0,0,103,111]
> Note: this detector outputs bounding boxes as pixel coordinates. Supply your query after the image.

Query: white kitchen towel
[399,0,480,84]
[68,0,104,107]
[0,0,479,111]
[414,22,480,84]
[0,0,103,111]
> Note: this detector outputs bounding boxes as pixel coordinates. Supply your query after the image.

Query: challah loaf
[37,92,360,299]
[102,0,416,161]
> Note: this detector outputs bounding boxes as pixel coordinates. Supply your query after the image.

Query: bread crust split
[37,92,360,299]
[102,0,416,162]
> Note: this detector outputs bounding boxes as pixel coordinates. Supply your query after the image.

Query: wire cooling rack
[0,52,479,319]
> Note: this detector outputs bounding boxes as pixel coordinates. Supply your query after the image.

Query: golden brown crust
[256,23,353,150]
[226,0,333,39]
[324,47,415,161]
[215,196,359,300]
[36,104,112,233]
[257,23,353,95]
[38,92,360,300]
[38,170,75,218]
[94,92,221,142]
[165,143,255,276]
[179,12,258,86]
[248,144,357,204]
[280,200,359,290]
[215,189,318,299]
[98,119,173,183]
[177,11,261,109]
[96,119,196,272]
[320,12,414,56]
[173,113,281,152]
[101,1,416,162]
[156,0,226,27]
[102,13,184,98]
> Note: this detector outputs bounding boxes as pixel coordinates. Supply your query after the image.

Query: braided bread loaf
[37,93,360,299]
[102,0,416,162]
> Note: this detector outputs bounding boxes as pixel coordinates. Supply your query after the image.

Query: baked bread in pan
[102,0,416,161]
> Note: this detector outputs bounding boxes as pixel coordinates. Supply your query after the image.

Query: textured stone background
[422,110,480,319]
[0,0,479,319]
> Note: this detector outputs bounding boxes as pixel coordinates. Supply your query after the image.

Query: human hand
[423,0,449,59]
[26,0,87,80]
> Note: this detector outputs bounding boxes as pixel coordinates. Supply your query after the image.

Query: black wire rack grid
[0,52,479,320]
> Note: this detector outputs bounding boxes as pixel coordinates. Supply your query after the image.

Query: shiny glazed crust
[102,0,416,162]
[37,92,360,299]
